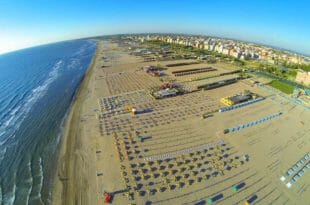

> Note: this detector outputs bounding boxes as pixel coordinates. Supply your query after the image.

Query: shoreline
[51,40,99,205]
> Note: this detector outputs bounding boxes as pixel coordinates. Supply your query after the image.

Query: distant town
[119,34,310,86]
[133,34,310,65]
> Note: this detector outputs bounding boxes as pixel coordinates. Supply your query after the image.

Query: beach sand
[52,39,310,205]
[52,40,141,205]
[52,40,105,205]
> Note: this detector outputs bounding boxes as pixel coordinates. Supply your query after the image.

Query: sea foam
[0,60,63,146]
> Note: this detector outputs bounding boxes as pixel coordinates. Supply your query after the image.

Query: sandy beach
[52,39,310,205]
[52,40,104,205]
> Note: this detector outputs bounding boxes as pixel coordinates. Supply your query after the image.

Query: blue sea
[0,39,97,205]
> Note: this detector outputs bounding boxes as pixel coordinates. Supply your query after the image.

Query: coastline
[51,40,99,205]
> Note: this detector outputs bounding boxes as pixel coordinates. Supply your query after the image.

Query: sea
[0,39,97,205]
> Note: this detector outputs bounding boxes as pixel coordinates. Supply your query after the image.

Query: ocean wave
[72,40,95,58]
[67,41,95,70]
[0,79,14,97]
[0,59,63,203]
[0,146,7,166]
[0,96,18,120]
[0,81,26,108]
[67,59,80,70]
[29,157,44,204]
[0,60,63,146]
[53,111,68,151]
[25,159,33,205]
[2,182,16,205]
[2,157,44,205]
[0,40,96,204]
[73,47,86,57]
[0,94,18,114]
[0,185,2,205]
[3,105,21,127]
[0,98,23,131]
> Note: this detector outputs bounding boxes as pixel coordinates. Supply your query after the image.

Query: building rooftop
[229,94,252,103]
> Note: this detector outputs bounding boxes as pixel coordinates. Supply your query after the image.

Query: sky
[0,0,310,55]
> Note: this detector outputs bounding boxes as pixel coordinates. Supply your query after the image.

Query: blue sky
[0,0,310,55]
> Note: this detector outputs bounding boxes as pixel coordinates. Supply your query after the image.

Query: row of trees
[282,62,310,72]
[255,63,298,80]
[145,40,246,66]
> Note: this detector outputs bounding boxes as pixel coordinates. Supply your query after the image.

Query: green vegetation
[246,62,299,81]
[145,40,193,52]
[247,60,309,80]
[233,58,245,66]
[283,61,310,72]
[268,80,294,94]
[144,40,245,66]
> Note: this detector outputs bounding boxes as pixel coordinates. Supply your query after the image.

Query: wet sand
[52,40,104,205]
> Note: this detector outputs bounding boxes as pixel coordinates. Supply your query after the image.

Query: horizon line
[1,32,309,58]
